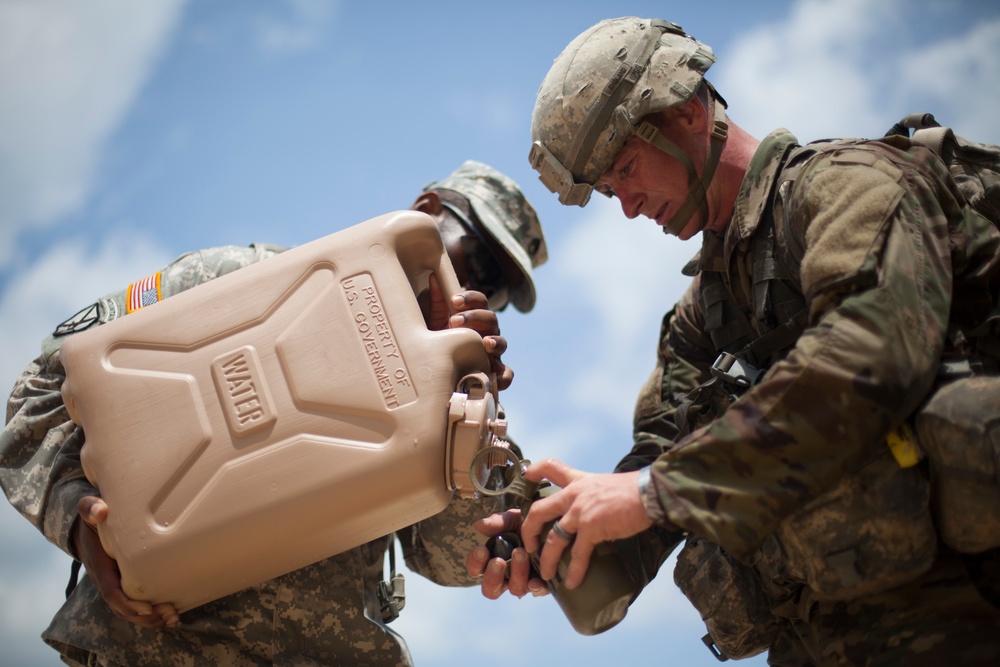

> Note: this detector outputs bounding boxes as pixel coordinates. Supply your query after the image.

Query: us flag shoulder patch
[127,272,162,313]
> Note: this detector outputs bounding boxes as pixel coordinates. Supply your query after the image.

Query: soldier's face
[411,192,511,311]
[596,100,712,240]
[596,133,705,240]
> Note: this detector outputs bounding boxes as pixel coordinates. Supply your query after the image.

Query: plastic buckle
[710,352,762,393]
[712,119,729,141]
[529,141,593,207]
[702,633,730,662]
[636,120,659,145]
[377,573,406,623]
[938,358,973,380]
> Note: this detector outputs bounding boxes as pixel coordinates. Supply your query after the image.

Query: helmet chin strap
[635,95,728,236]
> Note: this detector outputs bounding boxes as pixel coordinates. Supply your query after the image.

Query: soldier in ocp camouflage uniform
[1,160,547,667]
[470,17,1000,666]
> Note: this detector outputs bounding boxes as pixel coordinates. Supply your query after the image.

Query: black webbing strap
[740,307,810,369]
[66,559,82,598]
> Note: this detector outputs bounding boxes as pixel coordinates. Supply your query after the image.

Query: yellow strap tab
[886,423,922,468]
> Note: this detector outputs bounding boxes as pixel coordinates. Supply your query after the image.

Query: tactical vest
[694,215,808,379]
[684,126,1000,658]
[680,134,949,660]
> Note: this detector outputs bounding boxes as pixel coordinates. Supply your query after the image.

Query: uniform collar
[685,130,799,277]
[724,129,799,253]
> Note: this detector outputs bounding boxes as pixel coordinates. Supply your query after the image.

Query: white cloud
[560,197,692,342]
[553,197,694,421]
[895,18,1000,141]
[715,0,888,140]
[716,0,1000,144]
[253,0,341,54]
[0,0,187,267]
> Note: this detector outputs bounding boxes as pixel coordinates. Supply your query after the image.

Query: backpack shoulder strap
[887,112,1000,226]
[911,125,956,157]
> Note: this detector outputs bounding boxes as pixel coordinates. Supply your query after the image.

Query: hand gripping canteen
[60,210,507,612]
[471,446,635,636]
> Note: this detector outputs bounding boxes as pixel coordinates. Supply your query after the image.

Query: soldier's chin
[671,214,705,241]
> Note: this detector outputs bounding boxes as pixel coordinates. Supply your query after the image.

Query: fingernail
[484,337,497,350]
[474,546,489,561]
[488,560,505,574]
[449,315,464,327]
[512,550,527,563]
[137,610,152,616]
[452,294,466,307]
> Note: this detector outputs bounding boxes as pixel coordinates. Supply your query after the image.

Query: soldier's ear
[411,191,443,215]
[673,96,707,133]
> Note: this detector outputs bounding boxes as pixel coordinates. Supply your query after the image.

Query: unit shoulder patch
[52,296,123,337]
[53,302,100,337]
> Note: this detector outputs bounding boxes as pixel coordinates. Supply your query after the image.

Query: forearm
[400,492,503,587]
[1,354,97,557]
[611,524,685,600]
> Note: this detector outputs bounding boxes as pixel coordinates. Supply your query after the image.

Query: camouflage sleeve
[643,145,970,560]
[398,493,502,587]
[399,435,521,587]
[2,353,95,558]
[0,245,271,557]
[616,276,725,474]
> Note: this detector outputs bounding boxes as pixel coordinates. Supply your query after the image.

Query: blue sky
[2,1,999,665]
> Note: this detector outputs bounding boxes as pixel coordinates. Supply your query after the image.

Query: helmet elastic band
[636,93,728,235]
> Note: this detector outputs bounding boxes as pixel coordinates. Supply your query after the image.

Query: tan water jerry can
[60,210,506,612]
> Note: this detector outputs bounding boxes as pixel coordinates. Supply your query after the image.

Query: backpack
[884,112,1000,229]
[883,117,1000,553]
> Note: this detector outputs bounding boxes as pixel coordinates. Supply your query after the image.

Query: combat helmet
[529,17,729,234]
[426,160,548,313]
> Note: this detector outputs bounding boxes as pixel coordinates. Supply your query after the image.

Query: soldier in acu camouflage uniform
[470,17,1000,666]
[1,160,547,667]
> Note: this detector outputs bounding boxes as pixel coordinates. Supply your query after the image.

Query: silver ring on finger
[550,519,575,543]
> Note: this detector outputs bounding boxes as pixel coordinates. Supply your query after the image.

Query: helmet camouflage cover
[530,17,718,207]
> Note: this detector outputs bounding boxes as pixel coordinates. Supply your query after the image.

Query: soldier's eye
[595,183,615,198]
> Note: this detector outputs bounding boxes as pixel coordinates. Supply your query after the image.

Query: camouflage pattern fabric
[915,375,1000,553]
[1,244,499,667]
[617,130,1000,663]
[426,159,548,313]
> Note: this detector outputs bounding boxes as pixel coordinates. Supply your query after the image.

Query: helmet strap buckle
[636,121,660,144]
